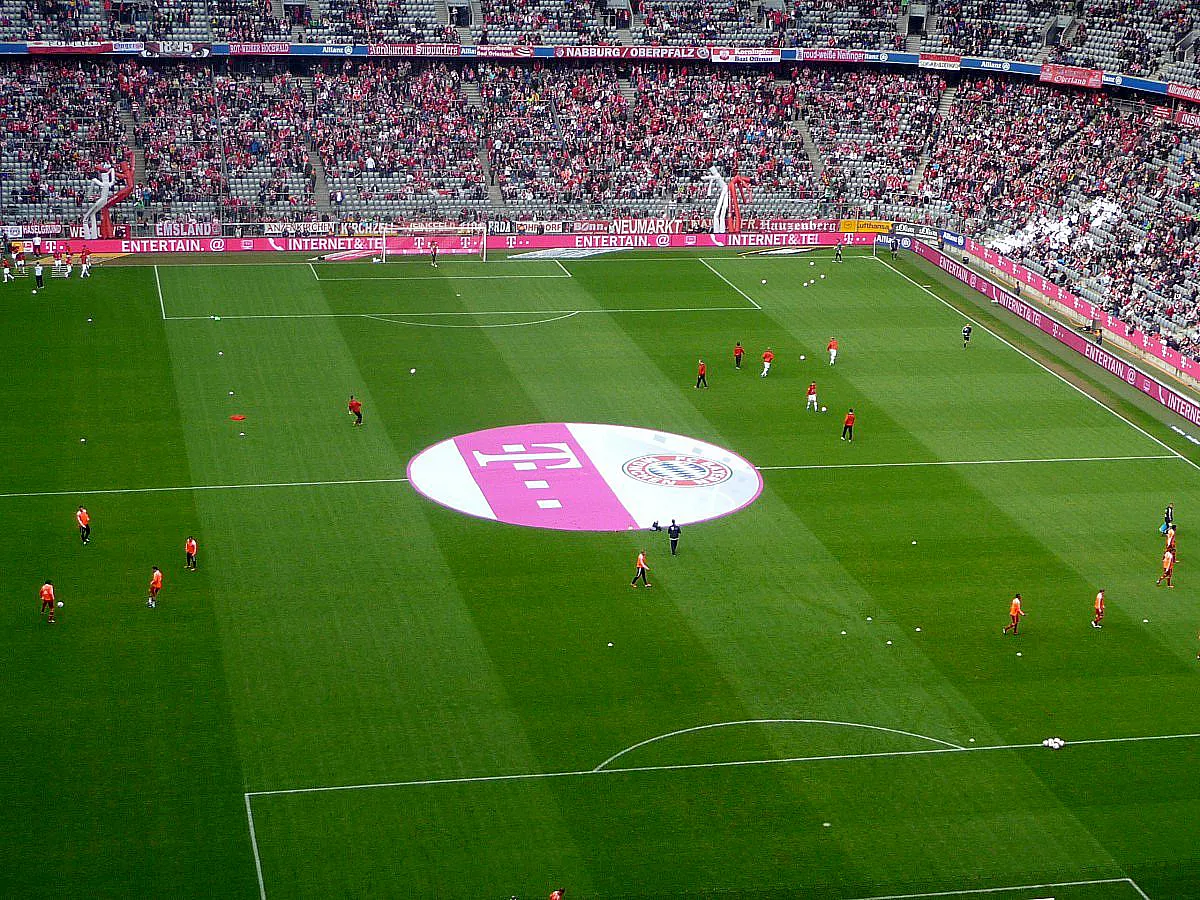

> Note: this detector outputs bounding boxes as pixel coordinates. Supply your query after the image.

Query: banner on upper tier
[919,52,961,71]
[959,57,1042,75]
[1039,63,1104,89]
[155,221,220,236]
[1101,72,1168,95]
[551,45,710,59]
[913,241,1200,425]
[1177,108,1200,128]
[1169,82,1200,105]
[711,47,781,64]
[141,41,212,57]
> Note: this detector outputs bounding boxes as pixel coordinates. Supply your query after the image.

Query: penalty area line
[698,257,762,309]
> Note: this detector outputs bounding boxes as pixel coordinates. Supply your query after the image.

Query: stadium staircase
[270,0,285,24]
[459,81,504,206]
[298,76,334,218]
[618,76,637,107]
[119,106,146,191]
[906,33,922,51]
[908,85,956,193]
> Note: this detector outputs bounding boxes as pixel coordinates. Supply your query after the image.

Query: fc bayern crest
[622,454,732,487]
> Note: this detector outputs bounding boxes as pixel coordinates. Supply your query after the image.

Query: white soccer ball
[32,290,37,295]
[800,354,806,360]
[228,391,234,396]
[87,318,93,323]
[821,406,827,412]
[761,279,766,285]
[410,368,416,374]
[809,261,816,267]
[218,351,223,356]
[239,432,246,437]
[820,274,826,279]
[56,601,63,608]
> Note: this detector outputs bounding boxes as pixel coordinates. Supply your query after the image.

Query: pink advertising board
[43,230,875,256]
[914,241,1200,428]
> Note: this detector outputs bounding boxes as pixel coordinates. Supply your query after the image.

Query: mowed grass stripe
[0,270,256,898]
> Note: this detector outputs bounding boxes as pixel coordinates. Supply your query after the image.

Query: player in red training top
[1,256,11,284]
[1157,549,1175,587]
[734,341,744,369]
[348,394,363,426]
[76,506,90,544]
[185,536,198,571]
[549,890,565,900]
[40,580,56,623]
[80,246,92,279]
[827,337,839,366]
[841,408,855,441]
[147,566,163,608]
[695,359,707,389]
[805,381,818,412]
[1091,589,1105,629]
[760,347,774,378]
[630,550,651,588]
[1003,593,1025,634]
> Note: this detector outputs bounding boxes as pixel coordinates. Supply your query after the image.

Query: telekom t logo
[472,443,583,472]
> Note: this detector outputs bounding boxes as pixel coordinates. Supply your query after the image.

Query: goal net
[377,223,488,263]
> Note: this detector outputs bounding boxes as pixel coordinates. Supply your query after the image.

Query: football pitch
[4,247,1200,899]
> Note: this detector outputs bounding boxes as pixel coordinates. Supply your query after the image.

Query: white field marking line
[2,456,1174,501]
[362,311,580,330]
[698,256,762,309]
[244,793,267,900]
[243,731,1200,798]
[308,261,319,281]
[554,258,572,277]
[878,256,1200,475]
[846,877,1147,900]
[0,476,410,500]
[756,455,1177,472]
[592,718,964,772]
[164,306,760,321]
[154,264,166,320]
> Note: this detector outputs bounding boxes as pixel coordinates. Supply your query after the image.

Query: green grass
[2,247,1198,899]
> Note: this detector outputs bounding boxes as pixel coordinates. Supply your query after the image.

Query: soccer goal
[378,223,489,263]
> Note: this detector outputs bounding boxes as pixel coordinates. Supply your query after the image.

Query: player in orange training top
[827,336,839,365]
[185,536,198,571]
[695,359,707,389]
[760,347,774,378]
[1157,548,1175,587]
[549,890,564,900]
[734,341,744,369]
[1092,589,1105,629]
[40,580,56,623]
[348,394,363,426]
[1003,593,1025,634]
[630,550,651,588]
[76,506,90,544]
[841,408,855,441]
[147,566,163,608]
[806,381,818,412]
[1165,524,1177,553]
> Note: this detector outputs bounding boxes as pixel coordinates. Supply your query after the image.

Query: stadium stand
[304,0,459,44]
[632,0,772,46]
[474,0,614,45]
[0,60,129,222]
[778,0,905,52]
[311,61,489,220]
[921,0,1057,60]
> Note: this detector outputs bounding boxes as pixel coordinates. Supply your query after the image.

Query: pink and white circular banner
[407,423,763,532]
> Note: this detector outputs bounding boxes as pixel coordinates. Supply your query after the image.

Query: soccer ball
[761,279,766,285]
[800,354,806,360]
[821,406,827,412]
[809,261,816,267]
[32,289,37,295]
[56,601,63,608]
[410,368,416,374]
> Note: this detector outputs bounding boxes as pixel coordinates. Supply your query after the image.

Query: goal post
[377,223,488,263]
